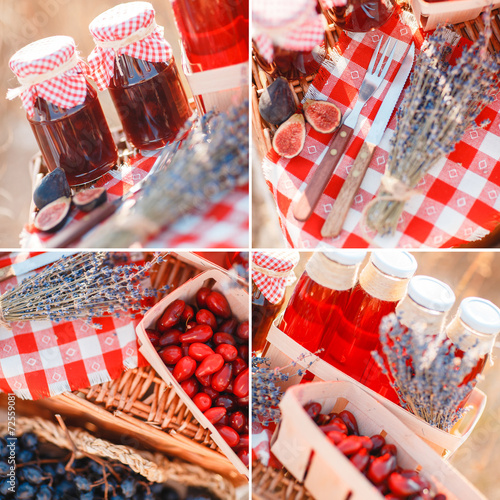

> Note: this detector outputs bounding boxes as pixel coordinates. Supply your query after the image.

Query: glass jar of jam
[323,251,417,382]
[445,297,500,406]
[331,0,395,32]
[8,36,117,186]
[361,275,455,403]
[252,250,299,355]
[280,250,366,354]
[88,2,191,151]
[170,0,249,72]
[253,0,325,80]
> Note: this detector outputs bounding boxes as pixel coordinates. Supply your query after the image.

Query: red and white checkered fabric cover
[253,0,326,62]
[20,151,249,249]
[252,250,299,304]
[9,36,90,119]
[0,252,148,400]
[88,1,173,90]
[262,10,500,248]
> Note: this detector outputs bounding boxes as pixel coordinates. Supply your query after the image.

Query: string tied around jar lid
[88,1,173,91]
[252,250,300,305]
[7,36,90,119]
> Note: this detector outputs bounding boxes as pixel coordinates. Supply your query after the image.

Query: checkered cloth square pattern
[252,250,299,304]
[253,0,326,61]
[9,36,90,119]
[21,151,249,249]
[88,1,173,90]
[262,10,500,248]
[0,252,148,400]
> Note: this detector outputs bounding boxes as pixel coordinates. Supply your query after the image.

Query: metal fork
[342,36,397,129]
[292,36,398,222]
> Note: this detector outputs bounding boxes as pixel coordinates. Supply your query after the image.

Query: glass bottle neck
[396,295,448,332]
[359,261,410,302]
[446,315,496,356]
[305,253,360,291]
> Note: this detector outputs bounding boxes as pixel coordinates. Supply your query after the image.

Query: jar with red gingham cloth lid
[88,1,191,151]
[252,250,299,354]
[8,36,118,186]
[170,0,249,73]
[252,0,327,79]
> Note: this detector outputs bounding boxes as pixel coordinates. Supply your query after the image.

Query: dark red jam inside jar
[108,55,191,151]
[29,82,118,186]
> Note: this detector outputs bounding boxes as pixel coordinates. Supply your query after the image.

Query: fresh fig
[33,168,71,210]
[272,113,306,158]
[259,77,297,125]
[303,99,342,134]
[73,187,107,212]
[34,196,71,232]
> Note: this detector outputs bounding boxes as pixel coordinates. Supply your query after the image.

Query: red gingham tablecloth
[262,10,500,249]
[20,151,249,249]
[0,252,148,400]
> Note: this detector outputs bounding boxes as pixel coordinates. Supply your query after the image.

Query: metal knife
[321,43,415,238]
[45,141,181,249]
[0,250,79,282]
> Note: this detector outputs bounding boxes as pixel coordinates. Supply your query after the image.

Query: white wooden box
[272,380,486,500]
[411,0,500,31]
[264,320,486,457]
[136,264,249,477]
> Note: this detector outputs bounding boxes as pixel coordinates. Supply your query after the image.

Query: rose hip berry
[153,286,248,458]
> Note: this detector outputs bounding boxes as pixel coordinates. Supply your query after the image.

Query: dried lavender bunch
[252,352,319,425]
[81,102,249,247]
[0,252,165,327]
[372,313,480,431]
[365,13,499,236]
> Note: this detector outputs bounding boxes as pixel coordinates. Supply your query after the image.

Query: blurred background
[278,251,500,500]
[0,0,189,247]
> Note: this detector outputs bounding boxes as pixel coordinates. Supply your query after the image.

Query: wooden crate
[264,319,486,457]
[271,381,486,500]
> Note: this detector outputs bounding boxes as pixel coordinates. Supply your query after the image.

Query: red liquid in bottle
[109,55,191,150]
[171,0,249,72]
[325,284,398,381]
[279,272,351,354]
[29,82,117,186]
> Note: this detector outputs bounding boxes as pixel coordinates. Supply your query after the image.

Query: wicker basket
[0,415,234,500]
[24,252,248,486]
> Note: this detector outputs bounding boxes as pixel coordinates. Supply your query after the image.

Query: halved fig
[272,114,306,159]
[303,99,342,134]
[73,187,107,212]
[34,196,71,232]
[33,168,71,210]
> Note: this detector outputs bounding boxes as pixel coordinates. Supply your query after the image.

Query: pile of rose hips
[146,286,249,466]
[303,402,446,500]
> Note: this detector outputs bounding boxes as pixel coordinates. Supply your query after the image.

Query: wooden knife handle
[321,141,376,238]
[45,202,119,248]
[0,266,15,283]
[292,124,354,222]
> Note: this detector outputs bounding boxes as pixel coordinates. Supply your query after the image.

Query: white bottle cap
[459,297,500,335]
[316,248,367,266]
[371,251,417,279]
[407,276,455,312]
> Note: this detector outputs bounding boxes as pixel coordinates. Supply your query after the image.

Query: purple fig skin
[259,77,297,125]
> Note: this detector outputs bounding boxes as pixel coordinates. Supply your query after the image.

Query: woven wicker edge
[0,416,235,500]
